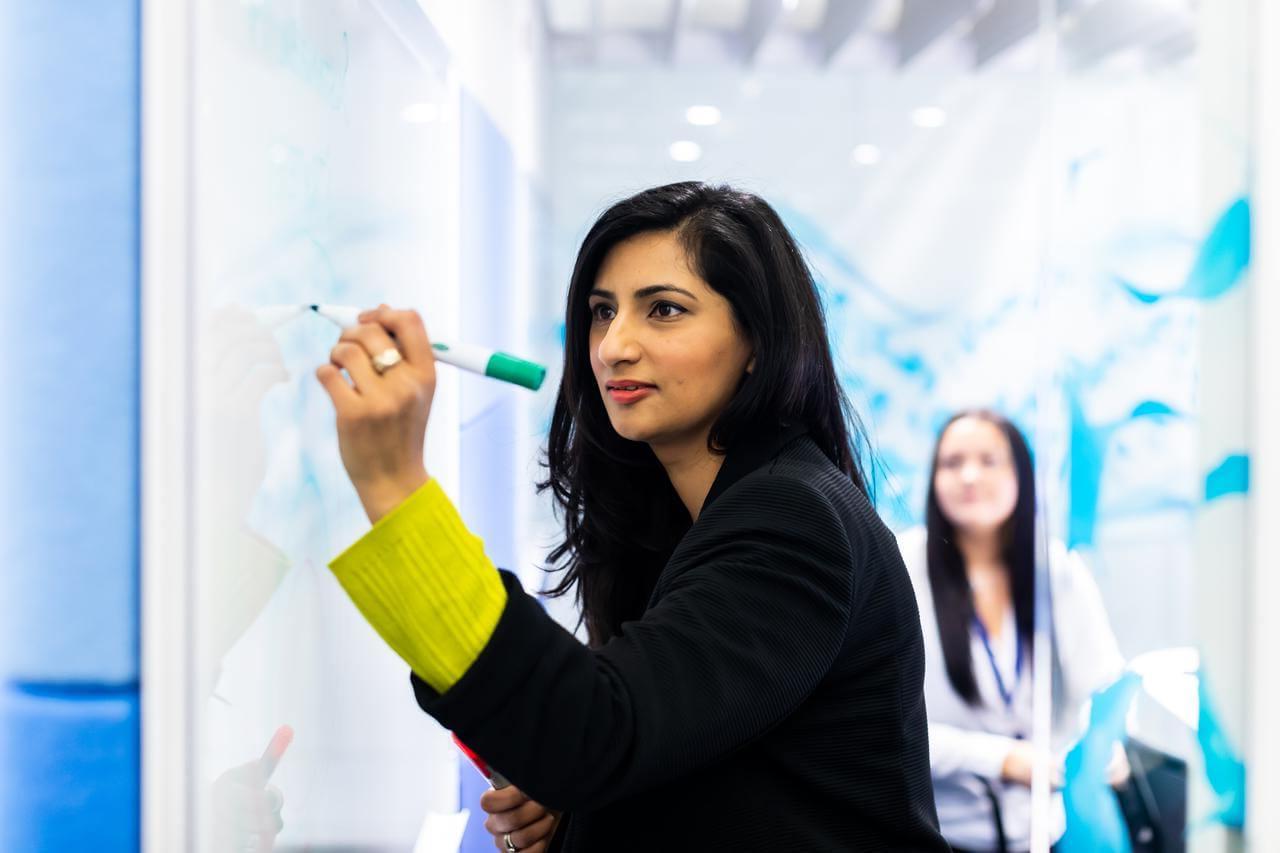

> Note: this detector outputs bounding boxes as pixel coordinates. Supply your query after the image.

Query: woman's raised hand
[314,305,435,523]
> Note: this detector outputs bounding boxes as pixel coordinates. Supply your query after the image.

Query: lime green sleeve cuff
[328,478,507,693]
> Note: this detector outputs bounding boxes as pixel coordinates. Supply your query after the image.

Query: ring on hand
[503,831,518,852]
[371,347,403,375]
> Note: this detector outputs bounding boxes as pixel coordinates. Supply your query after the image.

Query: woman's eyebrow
[589,284,699,301]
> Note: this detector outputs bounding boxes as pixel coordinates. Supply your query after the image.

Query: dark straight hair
[925,410,1037,706]
[538,181,871,646]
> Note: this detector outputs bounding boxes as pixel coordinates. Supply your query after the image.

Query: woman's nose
[597,315,641,364]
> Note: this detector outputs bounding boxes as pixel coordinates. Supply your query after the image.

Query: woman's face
[587,230,754,451]
[933,416,1019,535]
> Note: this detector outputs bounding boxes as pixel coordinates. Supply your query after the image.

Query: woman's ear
[746,354,756,374]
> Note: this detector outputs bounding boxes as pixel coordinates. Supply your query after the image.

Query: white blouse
[896,527,1124,851]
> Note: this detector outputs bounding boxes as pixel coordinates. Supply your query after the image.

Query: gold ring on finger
[371,347,403,375]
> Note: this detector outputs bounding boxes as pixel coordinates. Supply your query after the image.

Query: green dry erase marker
[308,304,546,391]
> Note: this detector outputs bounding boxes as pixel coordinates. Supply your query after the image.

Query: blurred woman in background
[898,410,1126,852]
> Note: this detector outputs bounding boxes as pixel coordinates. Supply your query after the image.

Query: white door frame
[1248,0,1279,844]
[140,0,196,849]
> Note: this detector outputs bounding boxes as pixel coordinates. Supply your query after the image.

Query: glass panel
[189,3,462,849]
[1039,1,1254,850]
[544,2,1257,850]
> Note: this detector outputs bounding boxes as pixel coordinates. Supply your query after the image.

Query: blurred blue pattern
[1196,673,1247,831]
[0,0,140,685]
[0,685,139,852]
[1204,454,1250,501]
[0,3,141,850]
[1059,673,1141,853]
[1119,198,1251,304]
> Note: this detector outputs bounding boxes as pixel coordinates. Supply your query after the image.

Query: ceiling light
[685,105,722,126]
[911,106,947,128]
[669,140,703,162]
[851,144,882,166]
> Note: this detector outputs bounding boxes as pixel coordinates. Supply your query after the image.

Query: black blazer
[411,422,949,851]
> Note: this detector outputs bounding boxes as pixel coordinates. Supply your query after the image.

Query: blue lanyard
[972,615,1023,709]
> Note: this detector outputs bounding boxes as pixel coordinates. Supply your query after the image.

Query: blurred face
[587,230,754,451]
[933,416,1019,535]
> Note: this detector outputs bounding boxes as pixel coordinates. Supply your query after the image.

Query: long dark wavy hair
[925,410,1037,706]
[538,182,871,647]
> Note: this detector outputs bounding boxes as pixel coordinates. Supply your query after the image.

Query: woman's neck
[651,433,726,522]
[954,527,1012,639]
[955,526,1004,568]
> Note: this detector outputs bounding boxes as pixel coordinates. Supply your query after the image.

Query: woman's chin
[607,418,653,444]
[951,516,1008,536]
[609,417,681,447]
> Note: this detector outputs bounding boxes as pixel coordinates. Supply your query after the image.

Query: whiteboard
[189,1,465,848]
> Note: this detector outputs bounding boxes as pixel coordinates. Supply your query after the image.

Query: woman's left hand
[315,304,435,523]
[480,785,561,853]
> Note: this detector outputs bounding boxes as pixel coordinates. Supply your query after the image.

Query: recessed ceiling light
[400,103,440,124]
[911,106,947,128]
[685,105,722,126]
[851,144,882,166]
[669,140,703,162]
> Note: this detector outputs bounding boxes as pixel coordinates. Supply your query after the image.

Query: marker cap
[485,352,546,391]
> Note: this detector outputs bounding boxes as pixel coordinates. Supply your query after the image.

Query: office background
[1,1,1276,850]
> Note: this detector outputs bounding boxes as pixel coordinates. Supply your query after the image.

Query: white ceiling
[541,0,1197,71]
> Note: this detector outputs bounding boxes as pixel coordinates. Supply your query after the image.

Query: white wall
[1247,0,1280,845]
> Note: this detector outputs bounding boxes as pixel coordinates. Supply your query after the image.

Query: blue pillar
[0,4,141,850]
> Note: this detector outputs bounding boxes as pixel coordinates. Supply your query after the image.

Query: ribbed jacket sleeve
[328,478,507,693]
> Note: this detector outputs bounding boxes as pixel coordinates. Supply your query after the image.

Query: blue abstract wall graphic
[751,205,1051,528]
[1065,363,1190,549]
[1059,673,1142,853]
[1195,672,1247,831]
[1066,387,1108,550]
[1131,401,1177,419]
[1118,197,1251,304]
[777,205,950,326]
[754,175,1219,556]
[1204,454,1249,501]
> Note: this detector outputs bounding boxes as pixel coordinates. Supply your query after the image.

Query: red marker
[259,724,294,780]
[452,733,510,789]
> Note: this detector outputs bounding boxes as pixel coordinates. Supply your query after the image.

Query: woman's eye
[590,303,615,322]
[651,301,685,319]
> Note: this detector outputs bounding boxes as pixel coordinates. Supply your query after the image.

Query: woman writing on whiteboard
[896,411,1127,852]
[314,182,949,851]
